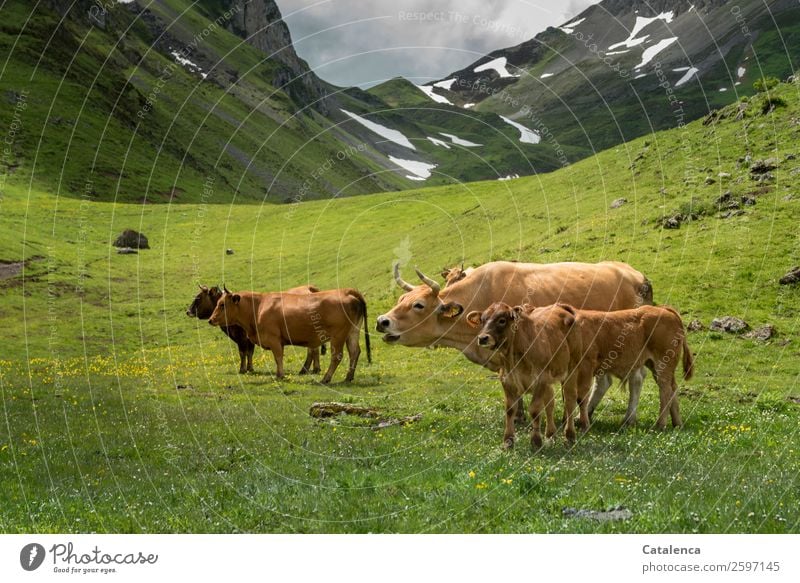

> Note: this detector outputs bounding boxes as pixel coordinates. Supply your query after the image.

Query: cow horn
[415,267,441,294]
[223,284,230,294]
[393,262,414,292]
[198,283,208,291]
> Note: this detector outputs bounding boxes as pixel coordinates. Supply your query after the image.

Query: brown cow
[208,288,371,383]
[186,284,326,374]
[466,302,582,448]
[569,305,693,429]
[377,261,652,422]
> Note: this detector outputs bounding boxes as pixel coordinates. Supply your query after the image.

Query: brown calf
[208,288,371,383]
[466,303,581,449]
[569,305,693,429]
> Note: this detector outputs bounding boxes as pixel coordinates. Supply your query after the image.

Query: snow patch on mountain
[417,85,453,105]
[427,136,451,149]
[500,115,540,145]
[675,67,699,87]
[389,156,436,180]
[433,78,456,90]
[439,132,482,147]
[540,73,554,79]
[559,17,585,34]
[636,37,678,69]
[608,11,675,51]
[341,109,415,150]
[474,56,519,78]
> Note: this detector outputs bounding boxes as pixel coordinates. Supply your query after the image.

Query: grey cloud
[277,0,601,87]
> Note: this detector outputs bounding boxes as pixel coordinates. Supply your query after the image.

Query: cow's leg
[622,367,646,427]
[669,376,683,428]
[501,383,518,449]
[246,344,255,373]
[544,385,557,440]
[344,329,361,383]
[587,373,612,420]
[577,373,592,432]
[238,349,247,374]
[312,347,321,374]
[653,368,675,430]
[269,342,285,379]
[299,349,314,375]
[529,384,548,449]
[561,377,578,444]
[321,338,345,384]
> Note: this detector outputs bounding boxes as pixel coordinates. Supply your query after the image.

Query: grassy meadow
[0,81,799,533]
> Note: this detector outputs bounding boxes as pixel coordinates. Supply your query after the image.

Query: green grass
[0,79,799,533]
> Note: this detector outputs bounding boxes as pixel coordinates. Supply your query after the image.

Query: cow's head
[376,264,465,346]
[441,264,469,288]
[466,302,524,350]
[207,286,242,327]
[186,284,223,319]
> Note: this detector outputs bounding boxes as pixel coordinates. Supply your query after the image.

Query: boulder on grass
[113,229,149,249]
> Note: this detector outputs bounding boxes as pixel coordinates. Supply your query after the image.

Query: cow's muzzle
[478,334,493,347]
[376,315,391,333]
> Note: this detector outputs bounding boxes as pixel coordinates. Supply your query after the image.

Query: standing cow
[186,284,325,374]
[376,261,652,424]
[208,288,371,383]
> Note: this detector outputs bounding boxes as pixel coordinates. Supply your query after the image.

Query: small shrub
[753,76,779,93]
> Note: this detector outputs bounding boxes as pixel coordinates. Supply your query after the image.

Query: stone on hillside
[610,198,627,209]
[718,172,732,179]
[750,158,779,174]
[742,195,757,206]
[779,266,800,285]
[113,229,149,249]
[117,247,138,255]
[744,325,776,341]
[662,214,682,229]
[226,248,235,255]
[687,319,705,332]
[710,316,749,334]
[704,176,716,185]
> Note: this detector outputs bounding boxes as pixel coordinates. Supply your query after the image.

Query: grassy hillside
[0,79,798,532]
[0,0,409,203]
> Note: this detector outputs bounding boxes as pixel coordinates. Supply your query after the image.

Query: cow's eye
[497,318,507,326]
[412,302,425,311]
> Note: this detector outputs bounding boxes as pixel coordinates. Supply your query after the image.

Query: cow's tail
[682,335,694,381]
[348,289,371,364]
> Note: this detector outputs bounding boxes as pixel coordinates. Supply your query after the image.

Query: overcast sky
[275,0,602,88]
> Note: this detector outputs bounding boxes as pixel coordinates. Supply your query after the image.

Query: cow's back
[451,260,649,312]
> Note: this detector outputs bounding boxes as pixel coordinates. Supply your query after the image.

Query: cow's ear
[512,305,526,319]
[440,268,451,279]
[465,311,482,328]
[439,302,463,318]
[232,294,241,304]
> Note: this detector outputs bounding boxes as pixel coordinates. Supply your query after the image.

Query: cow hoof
[298,369,309,376]
[238,370,247,375]
[502,438,515,450]
[321,377,332,384]
[312,368,321,374]
[621,417,637,428]
[531,435,543,449]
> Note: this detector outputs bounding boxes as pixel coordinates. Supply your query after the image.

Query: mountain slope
[428,0,800,162]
